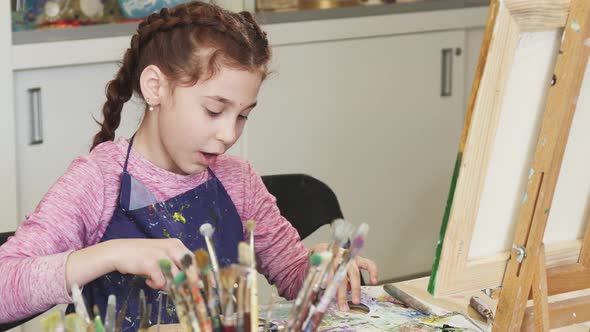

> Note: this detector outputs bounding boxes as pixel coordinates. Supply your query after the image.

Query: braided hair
[91,1,270,150]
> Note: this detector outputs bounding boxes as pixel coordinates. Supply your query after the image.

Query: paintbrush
[160,259,192,332]
[138,289,147,332]
[295,251,333,330]
[58,310,66,332]
[182,253,213,332]
[469,296,494,325]
[174,271,202,332]
[195,249,223,332]
[103,295,116,332]
[93,305,105,332]
[317,220,354,301]
[245,220,258,332]
[200,223,224,317]
[65,312,85,332]
[156,292,163,332]
[219,266,238,331]
[40,311,64,332]
[286,252,323,331]
[237,242,253,332]
[71,283,91,325]
[303,223,369,332]
[235,269,246,332]
[383,284,485,332]
[114,297,127,332]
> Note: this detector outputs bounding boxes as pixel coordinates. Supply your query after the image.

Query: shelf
[13,22,139,45]
[12,0,489,44]
[12,4,489,71]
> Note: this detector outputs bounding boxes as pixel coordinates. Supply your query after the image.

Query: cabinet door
[248,30,466,282]
[14,63,139,222]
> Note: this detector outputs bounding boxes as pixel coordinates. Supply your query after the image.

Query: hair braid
[91,36,138,150]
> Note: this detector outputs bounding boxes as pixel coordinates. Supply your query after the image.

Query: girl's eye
[238,114,249,121]
[206,109,221,117]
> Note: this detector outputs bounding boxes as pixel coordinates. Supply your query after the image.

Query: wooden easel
[492,0,590,330]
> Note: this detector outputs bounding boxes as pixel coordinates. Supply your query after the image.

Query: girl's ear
[140,65,166,107]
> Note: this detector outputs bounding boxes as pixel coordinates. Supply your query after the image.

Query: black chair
[261,174,344,240]
[261,174,365,285]
[0,232,13,245]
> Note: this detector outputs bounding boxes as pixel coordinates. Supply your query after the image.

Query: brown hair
[91,1,271,150]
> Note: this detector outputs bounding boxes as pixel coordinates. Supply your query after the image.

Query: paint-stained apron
[66,136,243,331]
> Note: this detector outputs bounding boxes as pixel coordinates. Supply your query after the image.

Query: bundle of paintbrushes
[283,220,369,332]
[40,219,368,332]
[144,221,259,332]
[40,289,122,332]
[159,219,368,332]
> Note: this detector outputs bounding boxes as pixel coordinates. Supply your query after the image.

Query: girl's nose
[215,120,237,145]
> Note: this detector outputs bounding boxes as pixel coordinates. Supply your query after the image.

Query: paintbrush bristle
[159,259,172,273]
[320,251,333,263]
[195,249,210,272]
[356,223,369,237]
[349,223,369,257]
[93,305,100,318]
[173,271,186,285]
[199,223,214,237]
[332,219,349,243]
[310,252,322,267]
[181,253,193,269]
[246,220,256,233]
[219,266,238,291]
[238,242,252,267]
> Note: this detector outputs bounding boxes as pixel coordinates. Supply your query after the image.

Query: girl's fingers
[356,256,379,285]
[336,281,349,312]
[347,261,361,304]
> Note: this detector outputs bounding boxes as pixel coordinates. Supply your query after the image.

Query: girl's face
[156,67,263,175]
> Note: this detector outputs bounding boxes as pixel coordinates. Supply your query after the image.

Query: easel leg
[531,244,549,332]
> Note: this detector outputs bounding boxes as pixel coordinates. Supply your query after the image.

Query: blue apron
[67,136,243,331]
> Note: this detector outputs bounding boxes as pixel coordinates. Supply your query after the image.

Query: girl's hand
[336,255,378,311]
[106,238,193,289]
[66,238,193,292]
[309,243,379,312]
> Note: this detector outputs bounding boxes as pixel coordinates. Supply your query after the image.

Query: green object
[310,252,322,267]
[428,152,462,295]
[174,270,186,285]
[94,305,105,332]
[159,259,172,272]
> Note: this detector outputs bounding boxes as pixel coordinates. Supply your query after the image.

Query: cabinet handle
[441,48,453,97]
[28,88,43,145]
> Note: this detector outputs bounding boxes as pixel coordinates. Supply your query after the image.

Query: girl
[0,1,378,330]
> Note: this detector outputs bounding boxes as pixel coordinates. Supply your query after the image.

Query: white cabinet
[249,30,466,282]
[13,63,139,220]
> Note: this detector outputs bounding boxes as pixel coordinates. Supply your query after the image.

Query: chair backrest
[0,232,14,246]
[261,174,344,240]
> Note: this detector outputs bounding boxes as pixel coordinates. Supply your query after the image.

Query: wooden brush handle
[383,284,434,316]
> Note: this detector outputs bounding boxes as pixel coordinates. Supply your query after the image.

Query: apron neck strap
[123,134,135,173]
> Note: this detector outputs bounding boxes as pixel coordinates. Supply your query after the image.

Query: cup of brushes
[40,219,368,332]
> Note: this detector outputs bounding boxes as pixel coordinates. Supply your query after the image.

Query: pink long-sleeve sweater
[0,138,309,322]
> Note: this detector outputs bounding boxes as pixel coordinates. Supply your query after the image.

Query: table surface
[147,277,590,331]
